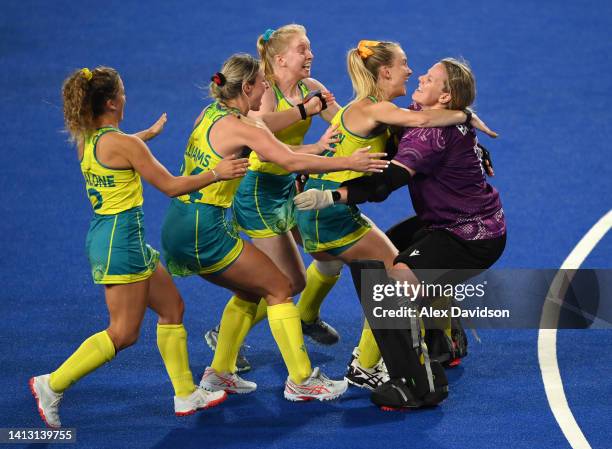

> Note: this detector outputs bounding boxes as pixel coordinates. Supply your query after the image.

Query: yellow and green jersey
[80,127,143,215]
[248,81,312,176]
[316,97,390,183]
[177,102,243,208]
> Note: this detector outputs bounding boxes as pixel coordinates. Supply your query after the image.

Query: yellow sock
[49,330,115,393]
[212,296,257,373]
[250,298,268,327]
[267,302,312,384]
[157,324,195,397]
[429,296,452,339]
[297,262,340,323]
[357,323,381,369]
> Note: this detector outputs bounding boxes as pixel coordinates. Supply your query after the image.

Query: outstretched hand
[294,189,334,210]
[148,113,168,139]
[214,154,250,181]
[470,112,498,138]
[348,147,390,173]
[316,124,342,153]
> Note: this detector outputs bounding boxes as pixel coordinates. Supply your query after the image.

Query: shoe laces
[308,367,332,386]
[374,358,388,374]
[49,392,63,410]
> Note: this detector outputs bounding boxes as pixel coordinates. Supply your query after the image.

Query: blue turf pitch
[1,1,610,448]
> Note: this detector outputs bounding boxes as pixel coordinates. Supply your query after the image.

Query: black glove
[478,143,494,177]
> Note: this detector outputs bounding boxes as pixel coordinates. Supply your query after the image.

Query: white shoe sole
[199,382,257,395]
[175,391,227,417]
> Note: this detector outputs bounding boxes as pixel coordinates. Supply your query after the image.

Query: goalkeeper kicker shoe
[345,347,389,390]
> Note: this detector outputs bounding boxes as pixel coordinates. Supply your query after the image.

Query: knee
[266,275,293,304]
[107,327,140,351]
[289,274,307,296]
[157,296,185,325]
[391,261,419,284]
[315,259,343,277]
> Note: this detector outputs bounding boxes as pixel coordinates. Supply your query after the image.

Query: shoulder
[259,86,278,112]
[193,108,207,127]
[215,113,266,137]
[302,77,326,91]
[97,133,148,161]
[98,129,138,146]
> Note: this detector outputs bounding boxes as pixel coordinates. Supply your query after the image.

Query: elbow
[162,180,183,198]
[164,186,181,198]
[281,158,302,173]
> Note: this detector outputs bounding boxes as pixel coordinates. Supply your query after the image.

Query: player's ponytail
[347,40,400,101]
[209,53,260,104]
[62,66,122,142]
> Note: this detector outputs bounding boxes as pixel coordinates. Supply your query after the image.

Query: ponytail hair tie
[211,72,226,87]
[262,28,275,42]
[80,67,93,81]
[357,40,381,60]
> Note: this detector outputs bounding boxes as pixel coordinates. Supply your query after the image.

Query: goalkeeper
[294,58,506,409]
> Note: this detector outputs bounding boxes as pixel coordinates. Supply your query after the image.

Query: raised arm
[294,161,412,210]
[370,102,498,137]
[371,101,467,128]
[303,78,341,123]
[133,113,168,142]
[289,124,341,155]
[248,87,328,133]
[233,119,388,175]
[110,133,249,197]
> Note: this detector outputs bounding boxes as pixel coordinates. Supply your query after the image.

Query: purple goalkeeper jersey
[393,112,506,240]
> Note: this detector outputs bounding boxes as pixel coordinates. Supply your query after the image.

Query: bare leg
[251,231,306,295]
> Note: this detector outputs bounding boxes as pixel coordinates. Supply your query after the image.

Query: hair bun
[211,72,227,87]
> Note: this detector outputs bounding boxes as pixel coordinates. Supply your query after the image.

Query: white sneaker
[199,367,257,394]
[174,387,227,416]
[29,374,63,428]
[284,367,348,402]
[345,347,390,391]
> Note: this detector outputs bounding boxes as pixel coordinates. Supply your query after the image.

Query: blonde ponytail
[346,41,400,101]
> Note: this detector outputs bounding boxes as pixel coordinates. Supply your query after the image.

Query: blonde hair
[209,53,260,103]
[62,66,122,142]
[256,24,306,83]
[347,41,400,101]
[439,58,476,110]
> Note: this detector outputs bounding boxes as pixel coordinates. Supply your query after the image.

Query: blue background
[0,1,610,448]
